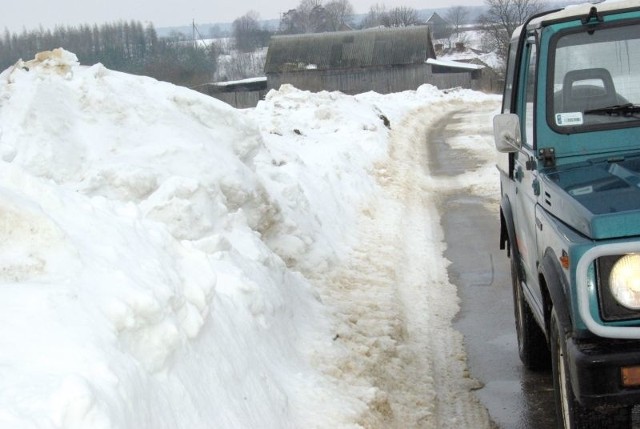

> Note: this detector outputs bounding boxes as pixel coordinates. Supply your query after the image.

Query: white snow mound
[0,47,500,429]
[0,49,361,428]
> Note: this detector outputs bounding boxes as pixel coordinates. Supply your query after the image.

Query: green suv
[493,1,640,427]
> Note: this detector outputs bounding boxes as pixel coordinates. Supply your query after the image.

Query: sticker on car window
[556,112,583,126]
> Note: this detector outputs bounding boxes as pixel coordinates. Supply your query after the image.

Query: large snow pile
[0,48,499,428]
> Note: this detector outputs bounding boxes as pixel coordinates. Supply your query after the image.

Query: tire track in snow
[317,99,495,428]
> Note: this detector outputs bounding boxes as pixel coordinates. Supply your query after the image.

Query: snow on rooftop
[427,58,484,70]
[212,76,267,87]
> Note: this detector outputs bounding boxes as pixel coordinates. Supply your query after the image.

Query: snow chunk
[27,48,79,72]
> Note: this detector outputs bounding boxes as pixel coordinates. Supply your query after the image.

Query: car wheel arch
[540,248,572,340]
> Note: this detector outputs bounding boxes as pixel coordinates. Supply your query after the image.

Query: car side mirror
[493,114,522,153]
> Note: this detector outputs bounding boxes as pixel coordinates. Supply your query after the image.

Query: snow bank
[0,49,363,428]
[0,47,500,428]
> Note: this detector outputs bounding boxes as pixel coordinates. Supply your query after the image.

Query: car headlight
[610,254,640,310]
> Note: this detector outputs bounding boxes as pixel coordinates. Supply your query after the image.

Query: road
[428,110,557,429]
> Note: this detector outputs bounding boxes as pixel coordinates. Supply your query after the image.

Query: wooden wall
[266,64,500,96]
[199,65,500,109]
[267,64,431,95]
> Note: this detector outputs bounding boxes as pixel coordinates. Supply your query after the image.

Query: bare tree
[387,6,420,27]
[309,5,330,32]
[480,0,544,60]
[279,0,323,33]
[233,11,271,52]
[300,0,323,11]
[279,0,354,33]
[360,3,388,28]
[446,6,469,37]
[299,0,324,32]
[279,9,305,34]
[233,11,260,52]
[325,0,354,31]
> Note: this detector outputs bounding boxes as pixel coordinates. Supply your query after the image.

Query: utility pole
[192,19,196,49]
[191,19,205,50]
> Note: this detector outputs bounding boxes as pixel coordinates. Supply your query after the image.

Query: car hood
[540,155,640,240]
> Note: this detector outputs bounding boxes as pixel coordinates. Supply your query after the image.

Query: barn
[264,26,440,95]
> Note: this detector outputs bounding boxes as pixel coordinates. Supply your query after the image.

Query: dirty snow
[0,48,501,428]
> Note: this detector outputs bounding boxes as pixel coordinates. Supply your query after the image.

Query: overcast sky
[2,0,485,32]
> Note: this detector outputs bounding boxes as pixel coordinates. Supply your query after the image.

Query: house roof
[264,26,436,74]
[426,12,450,27]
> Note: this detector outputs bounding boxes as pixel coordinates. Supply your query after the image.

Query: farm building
[264,26,437,95]
[264,26,493,95]
[426,12,451,39]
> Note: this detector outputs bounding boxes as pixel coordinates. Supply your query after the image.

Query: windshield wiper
[584,103,640,117]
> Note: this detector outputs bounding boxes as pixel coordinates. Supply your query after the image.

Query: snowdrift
[0,48,498,428]
[0,48,365,428]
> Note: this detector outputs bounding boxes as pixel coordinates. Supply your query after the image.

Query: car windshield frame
[547,19,640,134]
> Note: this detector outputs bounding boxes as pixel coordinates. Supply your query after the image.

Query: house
[264,26,438,95]
[425,12,451,39]
[427,58,498,92]
[434,41,502,92]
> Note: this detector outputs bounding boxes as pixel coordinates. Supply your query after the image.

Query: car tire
[550,309,631,429]
[511,253,549,370]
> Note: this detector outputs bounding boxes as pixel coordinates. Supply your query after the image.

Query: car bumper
[567,336,640,408]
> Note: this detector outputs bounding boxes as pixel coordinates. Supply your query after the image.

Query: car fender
[500,195,530,286]
[540,248,572,336]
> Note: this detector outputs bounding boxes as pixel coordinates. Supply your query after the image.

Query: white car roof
[510,0,640,40]
[531,0,640,27]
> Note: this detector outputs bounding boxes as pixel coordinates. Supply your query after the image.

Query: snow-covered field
[0,48,501,428]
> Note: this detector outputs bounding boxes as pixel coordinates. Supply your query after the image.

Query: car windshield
[551,22,640,131]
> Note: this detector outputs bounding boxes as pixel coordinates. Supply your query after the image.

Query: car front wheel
[550,308,631,428]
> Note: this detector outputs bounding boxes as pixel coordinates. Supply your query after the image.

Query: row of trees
[279,0,355,34]
[232,12,272,53]
[277,1,425,34]
[232,0,543,61]
[232,1,432,53]
[360,4,422,28]
[0,0,543,87]
[0,21,217,87]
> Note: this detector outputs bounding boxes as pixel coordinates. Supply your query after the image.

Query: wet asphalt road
[428,110,557,429]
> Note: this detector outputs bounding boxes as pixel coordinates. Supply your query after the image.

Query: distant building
[425,12,451,39]
[264,26,438,95]
[434,41,502,92]
[264,25,496,96]
[203,26,498,108]
[193,77,268,109]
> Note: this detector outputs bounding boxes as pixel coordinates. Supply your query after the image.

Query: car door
[512,34,544,315]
